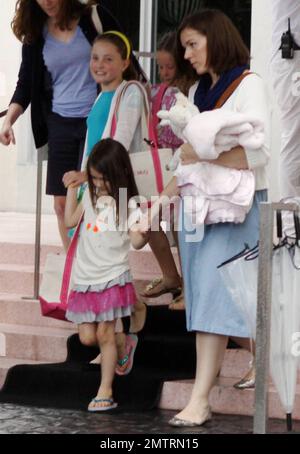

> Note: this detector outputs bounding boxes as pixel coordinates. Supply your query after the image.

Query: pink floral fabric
[151,84,183,149]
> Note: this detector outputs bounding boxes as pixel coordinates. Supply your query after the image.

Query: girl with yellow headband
[63,30,143,188]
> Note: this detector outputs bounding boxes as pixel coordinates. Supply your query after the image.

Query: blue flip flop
[88,397,118,412]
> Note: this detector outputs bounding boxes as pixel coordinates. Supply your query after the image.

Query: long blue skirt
[178,190,267,337]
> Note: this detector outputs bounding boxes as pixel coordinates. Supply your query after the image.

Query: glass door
[101,0,252,83]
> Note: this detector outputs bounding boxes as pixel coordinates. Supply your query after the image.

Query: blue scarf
[194,65,249,112]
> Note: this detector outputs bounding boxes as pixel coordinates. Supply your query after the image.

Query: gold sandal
[140,278,181,298]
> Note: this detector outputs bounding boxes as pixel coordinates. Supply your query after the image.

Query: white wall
[251,0,280,201]
[0,0,281,214]
[0,0,19,211]
[0,0,53,214]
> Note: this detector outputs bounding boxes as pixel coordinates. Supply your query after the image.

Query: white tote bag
[111,81,173,200]
[39,215,83,321]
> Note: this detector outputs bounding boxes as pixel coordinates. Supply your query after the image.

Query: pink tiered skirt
[66,274,136,324]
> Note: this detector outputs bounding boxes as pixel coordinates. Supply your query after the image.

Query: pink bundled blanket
[176,109,265,225]
[183,109,265,159]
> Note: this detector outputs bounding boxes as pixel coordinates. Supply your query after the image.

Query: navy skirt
[46,112,87,196]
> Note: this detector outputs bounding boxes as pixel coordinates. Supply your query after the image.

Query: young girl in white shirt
[62,30,146,373]
[65,138,148,412]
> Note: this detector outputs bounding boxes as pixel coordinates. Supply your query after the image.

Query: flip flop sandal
[115,334,138,376]
[88,397,118,412]
[140,278,181,298]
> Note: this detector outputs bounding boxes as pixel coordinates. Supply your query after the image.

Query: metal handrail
[1,106,43,300]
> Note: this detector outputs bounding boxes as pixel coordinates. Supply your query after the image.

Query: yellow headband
[103,31,131,60]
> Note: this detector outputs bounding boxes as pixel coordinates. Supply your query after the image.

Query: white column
[251,0,281,201]
[139,0,153,79]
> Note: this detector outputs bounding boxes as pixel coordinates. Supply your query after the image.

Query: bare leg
[171,332,228,424]
[169,225,185,310]
[54,196,70,251]
[89,301,147,365]
[231,337,256,388]
[88,321,117,410]
[116,332,126,359]
[78,323,98,347]
[231,336,255,353]
[141,229,181,297]
[89,331,127,365]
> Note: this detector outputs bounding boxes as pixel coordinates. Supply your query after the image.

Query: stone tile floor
[0,403,299,434]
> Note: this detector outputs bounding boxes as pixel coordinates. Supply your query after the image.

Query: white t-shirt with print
[72,189,141,286]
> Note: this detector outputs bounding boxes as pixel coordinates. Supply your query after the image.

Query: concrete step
[0,243,63,266]
[0,323,76,362]
[0,242,179,278]
[0,293,76,330]
[0,243,176,299]
[220,348,252,378]
[0,264,40,295]
[0,357,53,390]
[0,266,174,307]
[159,377,300,421]
[159,349,300,420]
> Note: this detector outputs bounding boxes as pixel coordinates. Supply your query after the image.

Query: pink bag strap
[151,83,169,141]
[110,81,164,194]
[60,212,84,304]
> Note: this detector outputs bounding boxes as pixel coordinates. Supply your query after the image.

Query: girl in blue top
[63,31,145,190]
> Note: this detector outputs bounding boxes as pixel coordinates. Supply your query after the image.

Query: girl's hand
[136,212,152,234]
[63,170,87,188]
[180,143,200,165]
[0,123,16,146]
[130,216,150,250]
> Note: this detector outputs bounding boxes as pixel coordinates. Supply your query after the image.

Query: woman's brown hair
[12,0,96,44]
[177,9,250,75]
[93,33,138,81]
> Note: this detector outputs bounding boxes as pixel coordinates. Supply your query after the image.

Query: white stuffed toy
[157,92,199,140]
[158,93,199,171]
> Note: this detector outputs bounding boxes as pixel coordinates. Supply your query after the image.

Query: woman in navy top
[0,0,120,250]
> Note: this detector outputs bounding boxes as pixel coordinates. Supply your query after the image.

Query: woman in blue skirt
[140,9,270,427]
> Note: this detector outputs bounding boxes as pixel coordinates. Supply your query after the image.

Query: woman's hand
[0,123,16,146]
[62,170,87,188]
[180,143,200,165]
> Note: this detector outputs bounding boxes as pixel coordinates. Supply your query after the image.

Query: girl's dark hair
[93,33,138,81]
[157,31,197,95]
[157,31,177,55]
[177,9,250,75]
[86,138,139,224]
[12,0,95,44]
